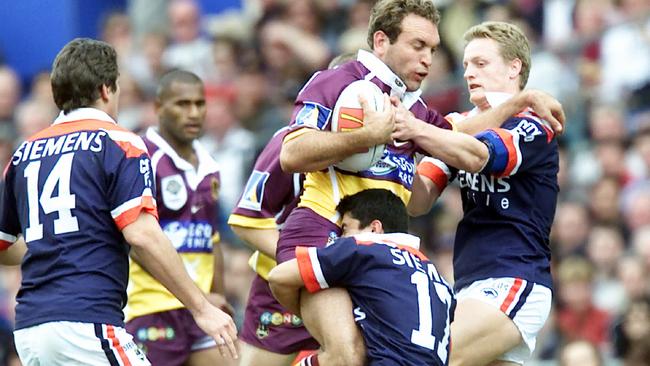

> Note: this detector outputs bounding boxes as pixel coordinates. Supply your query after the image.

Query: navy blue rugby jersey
[418,95,559,291]
[0,108,157,330]
[297,232,455,366]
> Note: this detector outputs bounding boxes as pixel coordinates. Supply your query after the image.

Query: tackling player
[269,189,455,366]
[276,1,564,364]
[409,22,559,366]
[0,39,237,365]
[125,70,234,366]
[227,53,358,366]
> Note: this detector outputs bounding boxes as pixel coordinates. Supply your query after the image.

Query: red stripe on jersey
[112,140,147,159]
[355,238,429,261]
[0,240,11,251]
[396,244,429,261]
[296,247,321,293]
[500,278,523,313]
[28,120,125,141]
[417,160,449,192]
[492,128,519,177]
[106,325,133,366]
[113,196,158,230]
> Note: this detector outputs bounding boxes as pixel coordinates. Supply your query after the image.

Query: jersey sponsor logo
[458,171,511,193]
[512,119,542,142]
[294,102,332,130]
[353,307,366,322]
[12,131,106,165]
[161,221,213,252]
[364,151,415,187]
[238,170,270,211]
[368,151,397,176]
[161,174,187,211]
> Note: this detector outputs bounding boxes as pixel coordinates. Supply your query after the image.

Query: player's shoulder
[504,109,556,143]
[298,60,367,99]
[102,125,148,158]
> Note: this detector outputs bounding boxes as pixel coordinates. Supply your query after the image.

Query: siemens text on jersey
[12,131,107,165]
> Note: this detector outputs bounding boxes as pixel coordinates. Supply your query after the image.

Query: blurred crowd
[0,0,649,365]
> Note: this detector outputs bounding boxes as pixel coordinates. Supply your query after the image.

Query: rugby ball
[331,80,386,172]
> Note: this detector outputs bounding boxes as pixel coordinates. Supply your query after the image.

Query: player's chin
[405,79,423,91]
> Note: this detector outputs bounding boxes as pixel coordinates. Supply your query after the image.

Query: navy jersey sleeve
[477,116,555,177]
[295,237,361,292]
[103,131,158,230]
[0,171,20,249]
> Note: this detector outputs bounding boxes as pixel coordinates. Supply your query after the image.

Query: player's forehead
[341,212,361,236]
[463,37,502,64]
[163,81,205,102]
[396,13,440,48]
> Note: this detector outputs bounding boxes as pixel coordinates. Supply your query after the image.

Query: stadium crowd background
[0,0,649,365]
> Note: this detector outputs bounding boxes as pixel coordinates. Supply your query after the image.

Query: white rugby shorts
[14,321,151,366]
[456,277,552,365]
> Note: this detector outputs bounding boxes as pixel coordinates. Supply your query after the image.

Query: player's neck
[160,130,198,169]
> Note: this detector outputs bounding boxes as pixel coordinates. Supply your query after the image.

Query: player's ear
[99,84,111,102]
[370,219,384,234]
[509,58,522,81]
[373,31,389,57]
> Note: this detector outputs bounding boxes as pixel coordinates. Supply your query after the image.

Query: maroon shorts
[276,207,341,263]
[240,275,319,354]
[126,308,214,366]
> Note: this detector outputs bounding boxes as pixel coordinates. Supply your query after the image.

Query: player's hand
[192,300,238,359]
[522,90,566,135]
[359,93,395,145]
[391,99,420,143]
[207,292,236,318]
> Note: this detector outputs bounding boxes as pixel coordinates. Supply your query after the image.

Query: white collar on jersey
[466,92,514,117]
[53,107,117,125]
[146,127,220,176]
[353,232,421,250]
[356,50,422,109]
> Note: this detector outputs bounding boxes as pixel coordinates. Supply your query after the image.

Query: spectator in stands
[556,256,611,348]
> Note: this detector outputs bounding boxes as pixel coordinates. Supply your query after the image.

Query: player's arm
[393,106,489,173]
[280,95,395,173]
[0,236,26,266]
[268,259,303,315]
[123,212,238,358]
[456,89,565,135]
[408,174,441,217]
[408,158,454,216]
[229,226,278,259]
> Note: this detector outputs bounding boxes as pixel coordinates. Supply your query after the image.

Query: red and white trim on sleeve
[491,128,523,177]
[296,246,329,293]
[104,130,149,159]
[0,231,17,250]
[417,157,451,192]
[111,188,158,230]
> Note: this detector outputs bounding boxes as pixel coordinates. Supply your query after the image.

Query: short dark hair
[156,69,203,101]
[51,38,119,113]
[336,189,409,233]
[367,0,440,50]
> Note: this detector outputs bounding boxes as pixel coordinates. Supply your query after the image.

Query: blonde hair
[463,21,531,90]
